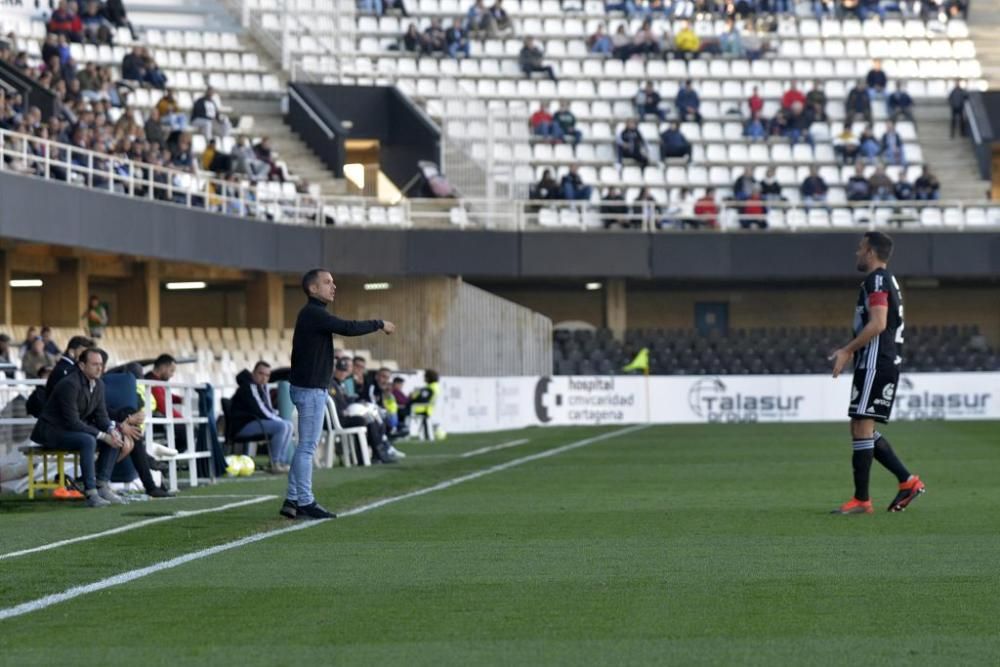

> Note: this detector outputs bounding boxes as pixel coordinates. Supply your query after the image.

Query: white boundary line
[459,438,530,458]
[0,496,277,562]
[0,425,647,622]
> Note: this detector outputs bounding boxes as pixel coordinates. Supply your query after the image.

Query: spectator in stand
[660,122,692,162]
[143,107,166,147]
[529,102,554,139]
[191,87,232,140]
[846,164,872,201]
[445,17,471,58]
[806,81,827,117]
[401,23,427,53]
[156,90,187,130]
[48,0,84,43]
[254,137,282,181]
[866,59,888,100]
[915,166,940,200]
[233,136,270,180]
[800,165,828,207]
[489,0,513,36]
[530,168,561,200]
[664,187,696,229]
[888,81,915,123]
[519,38,557,81]
[605,0,641,19]
[359,0,384,15]
[81,0,112,45]
[103,0,136,40]
[0,334,11,366]
[561,164,593,201]
[230,361,293,473]
[600,187,628,228]
[719,19,745,57]
[121,46,145,81]
[19,327,39,357]
[894,171,915,200]
[424,19,446,53]
[858,124,880,164]
[869,165,894,200]
[200,138,233,175]
[732,166,755,202]
[781,82,806,111]
[635,81,666,122]
[674,20,700,59]
[743,111,766,140]
[741,20,768,60]
[384,0,410,15]
[615,119,649,168]
[693,188,719,229]
[632,187,659,228]
[767,109,788,139]
[41,327,60,356]
[22,336,57,379]
[747,86,763,116]
[846,80,872,124]
[588,23,613,55]
[466,0,498,38]
[948,79,967,138]
[739,186,767,230]
[881,120,905,166]
[760,166,783,202]
[553,101,582,144]
[834,124,859,165]
[82,295,108,338]
[675,80,702,124]
[632,19,662,58]
[611,24,633,61]
[785,102,814,148]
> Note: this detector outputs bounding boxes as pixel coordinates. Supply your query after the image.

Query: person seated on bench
[46,335,94,393]
[230,361,293,473]
[30,347,126,507]
[144,353,189,451]
[329,357,398,464]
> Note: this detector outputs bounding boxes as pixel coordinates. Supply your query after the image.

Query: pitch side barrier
[434,373,1000,433]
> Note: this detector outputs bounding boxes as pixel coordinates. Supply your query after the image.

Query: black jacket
[290,297,383,389]
[229,369,280,434]
[30,368,112,443]
[45,356,77,395]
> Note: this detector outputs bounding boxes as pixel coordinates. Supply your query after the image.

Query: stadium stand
[553,325,999,375]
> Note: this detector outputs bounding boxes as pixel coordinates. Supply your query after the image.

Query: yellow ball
[238,455,255,477]
[225,455,242,477]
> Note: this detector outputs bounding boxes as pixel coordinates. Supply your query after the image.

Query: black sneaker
[146,487,175,498]
[279,499,298,520]
[296,502,336,520]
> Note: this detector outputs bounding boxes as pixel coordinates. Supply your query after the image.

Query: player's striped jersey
[853,268,904,370]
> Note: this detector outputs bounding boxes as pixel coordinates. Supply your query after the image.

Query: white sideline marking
[0,496,277,562]
[459,438,530,458]
[0,425,647,622]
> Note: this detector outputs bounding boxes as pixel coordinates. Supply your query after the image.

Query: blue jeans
[238,418,293,465]
[287,386,328,506]
[42,430,117,491]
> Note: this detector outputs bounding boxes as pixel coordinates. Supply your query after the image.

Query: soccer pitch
[1,422,998,665]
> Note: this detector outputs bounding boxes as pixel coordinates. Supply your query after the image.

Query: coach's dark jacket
[289,297,383,389]
[44,355,77,395]
[31,367,112,444]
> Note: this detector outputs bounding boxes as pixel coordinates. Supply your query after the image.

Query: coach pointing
[281,269,395,520]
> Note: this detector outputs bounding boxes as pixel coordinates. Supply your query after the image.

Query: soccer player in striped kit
[828,232,926,514]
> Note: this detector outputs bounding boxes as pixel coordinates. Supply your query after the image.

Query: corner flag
[623,348,649,375]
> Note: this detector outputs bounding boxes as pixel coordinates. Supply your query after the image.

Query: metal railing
[3,126,999,231]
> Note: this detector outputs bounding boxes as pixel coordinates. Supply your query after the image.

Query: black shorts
[848,364,899,423]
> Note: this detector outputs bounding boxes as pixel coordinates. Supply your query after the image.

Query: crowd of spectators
[0,4,299,217]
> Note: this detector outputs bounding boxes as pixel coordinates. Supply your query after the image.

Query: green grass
[1,422,998,665]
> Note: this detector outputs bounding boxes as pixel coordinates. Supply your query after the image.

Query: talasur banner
[436,373,1000,433]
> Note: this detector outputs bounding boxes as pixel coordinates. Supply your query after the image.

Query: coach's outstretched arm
[316,312,396,337]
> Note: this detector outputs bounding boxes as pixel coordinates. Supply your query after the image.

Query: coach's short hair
[301,268,328,296]
[864,231,893,261]
[66,335,94,354]
[253,360,271,371]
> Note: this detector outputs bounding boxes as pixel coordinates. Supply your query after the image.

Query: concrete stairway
[914,103,990,201]
[968,1,1000,88]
